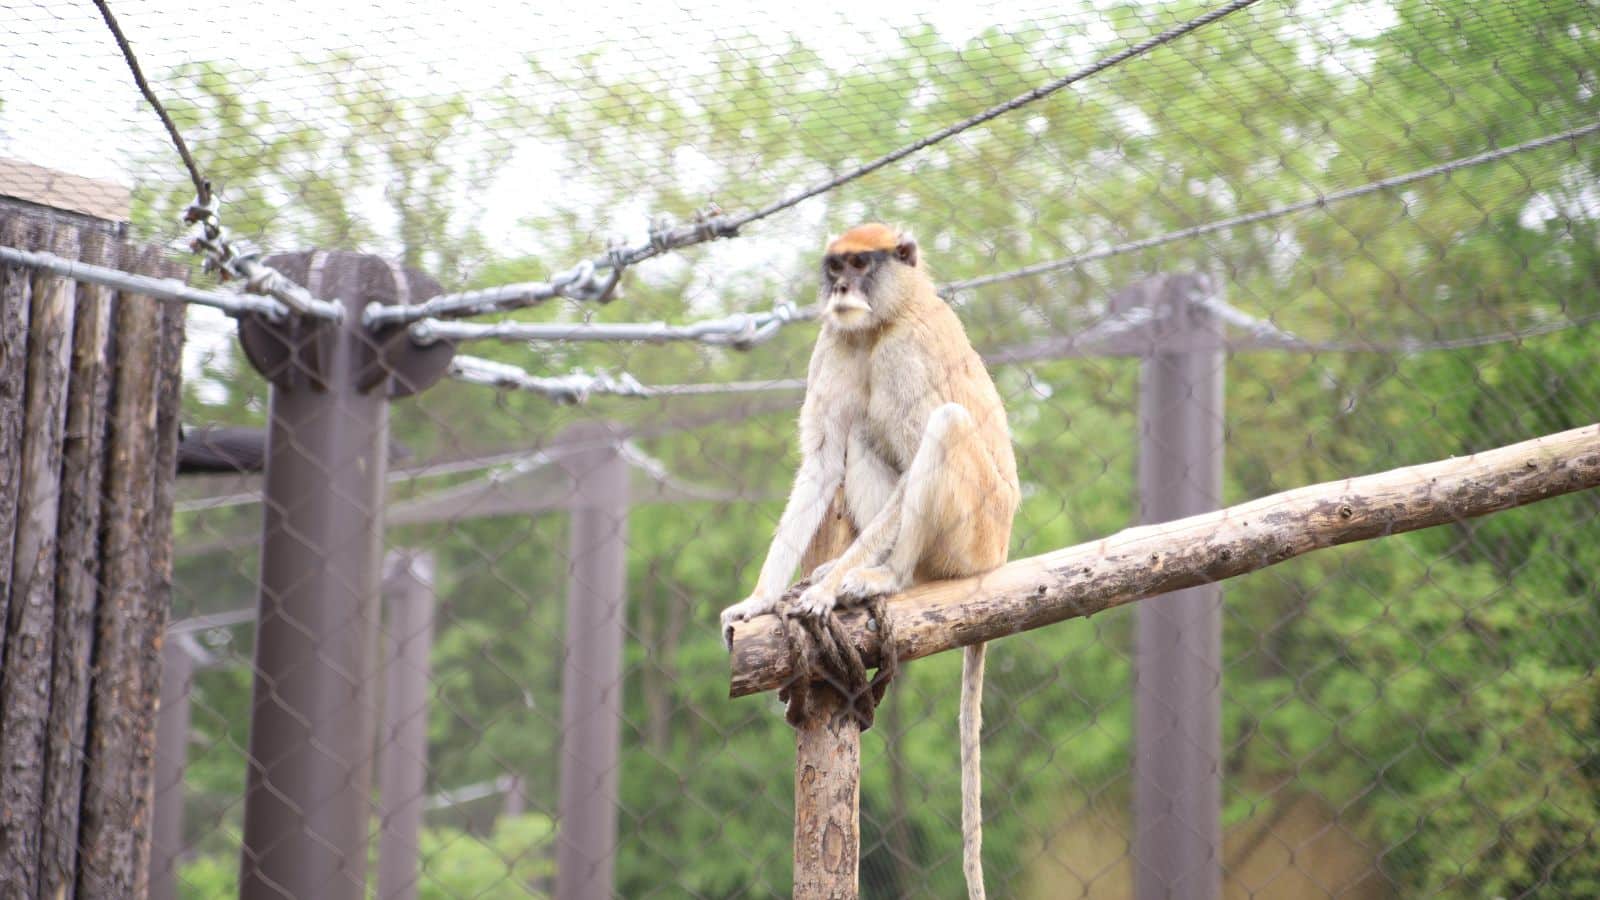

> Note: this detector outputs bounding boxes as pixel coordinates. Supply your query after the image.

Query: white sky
[0,0,1428,395]
[1,0,1106,187]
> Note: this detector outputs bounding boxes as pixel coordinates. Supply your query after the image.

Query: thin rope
[724,0,1266,233]
[92,0,210,208]
[944,119,1600,294]
[369,0,1264,328]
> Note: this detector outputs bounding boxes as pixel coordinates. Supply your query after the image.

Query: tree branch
[728,424,1600,697]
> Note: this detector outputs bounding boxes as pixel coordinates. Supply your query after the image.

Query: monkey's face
[820,249,891,331]
[819,224,921,332]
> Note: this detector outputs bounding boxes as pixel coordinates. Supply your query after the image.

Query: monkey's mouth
[825,292,872,324]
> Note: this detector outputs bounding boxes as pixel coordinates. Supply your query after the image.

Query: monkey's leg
[792,481,905,617]
[839,403,990,601]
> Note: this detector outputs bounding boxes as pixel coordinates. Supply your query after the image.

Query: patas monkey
[720,223,1019,900]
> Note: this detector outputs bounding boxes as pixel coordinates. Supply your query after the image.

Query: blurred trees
[154,0,1600,895]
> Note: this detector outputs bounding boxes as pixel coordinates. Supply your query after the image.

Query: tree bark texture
[793,488,862,900]
[79,245,172,898]
[0,213,184,898]
[40,228,118,897]
[0,216,34,677]
[730,423,1600,697]
[0,222,79,896]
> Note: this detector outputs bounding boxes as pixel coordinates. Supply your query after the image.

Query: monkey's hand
[808,559,837,582]
[792,580,840,619]
[721,592,781,649]
[837,564,905,602]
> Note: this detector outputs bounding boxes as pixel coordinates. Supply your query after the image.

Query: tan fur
[720,223,1018,900]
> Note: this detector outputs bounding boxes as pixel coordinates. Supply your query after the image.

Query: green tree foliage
[156,1,1600,896]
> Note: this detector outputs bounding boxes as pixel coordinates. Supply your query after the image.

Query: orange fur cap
[825,222,904,255]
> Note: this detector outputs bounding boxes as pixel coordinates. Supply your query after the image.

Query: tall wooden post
[1133,274,1225,900]
[376,550,437,900]
[555,425,629,900]
[0,222,78,895]
[793,488,860,900]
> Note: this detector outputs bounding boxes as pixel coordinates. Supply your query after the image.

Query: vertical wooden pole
[40,227,118,898]
[377,550,437,900]
[79,244,175,897]
[0,215,34,677]
[139,255,188,887]
[555,426,628,900]
[150,638,195,900]
[793,487,860,900]
[0,221,79,895]
[1134,274,1225,900]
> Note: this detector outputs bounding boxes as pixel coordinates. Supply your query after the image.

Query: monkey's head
[819,223,922,332]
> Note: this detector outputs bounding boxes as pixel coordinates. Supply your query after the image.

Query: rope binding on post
[774,579,899,731]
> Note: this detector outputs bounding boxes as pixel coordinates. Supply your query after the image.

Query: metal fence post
[237,252,452,899]
[151,638,194,900]
[555,424,629,900]
[377,550,437,900]
[1134,274,1225,900]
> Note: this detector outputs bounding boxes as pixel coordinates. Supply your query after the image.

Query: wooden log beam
[729,423,1600,698]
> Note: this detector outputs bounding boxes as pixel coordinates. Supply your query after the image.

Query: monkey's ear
[894,234,919,267]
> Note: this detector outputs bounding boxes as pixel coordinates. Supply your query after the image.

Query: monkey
[720,222,1019,900]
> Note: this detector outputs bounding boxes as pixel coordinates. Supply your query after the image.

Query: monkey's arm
[751,454,845,600]
[720,440,846,639]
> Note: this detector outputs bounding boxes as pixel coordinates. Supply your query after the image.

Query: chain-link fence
[4,0,1600,897]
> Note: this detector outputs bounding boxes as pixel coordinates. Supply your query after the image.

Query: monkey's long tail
[960,642,987,900]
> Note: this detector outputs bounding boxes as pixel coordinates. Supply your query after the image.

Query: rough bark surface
[128,262,187,890]
[78,245,164,898]
[731,424,1600,697]
[0,217,34,674]
[40,229,117,898]
[0,222,79,896]
[0,217,183,898]
[793,489,861,900]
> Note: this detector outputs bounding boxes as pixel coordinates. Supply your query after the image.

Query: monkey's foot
[792,582,840,619]
[837,565,905,602]
[808,559,837,582]
[721,594,780,648]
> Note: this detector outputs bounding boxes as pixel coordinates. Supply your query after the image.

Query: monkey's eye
[848,253,867,270]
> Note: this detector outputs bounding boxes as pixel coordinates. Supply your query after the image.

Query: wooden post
[79,243,177,896]
[142,254,188,886]
[0,216,32,677]
[792,488,860,900]
[150,639,195,900]
[40,228,118,897]
[1134,275,1224,900]
[555,425,629,900]
[377,550,437,900]
[0,221,78,895]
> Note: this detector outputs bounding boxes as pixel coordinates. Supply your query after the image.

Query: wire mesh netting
[4,0,1600,897]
